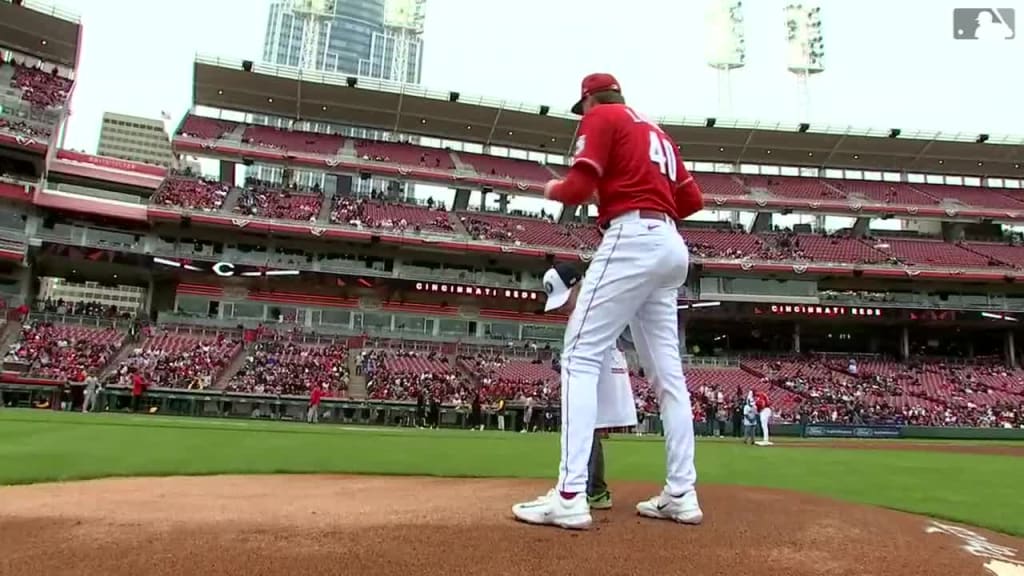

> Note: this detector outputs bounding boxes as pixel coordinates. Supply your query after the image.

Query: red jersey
[310,387,325,406]
[572,103,703,228]
[755,391,770,412]
[131,374,146,396]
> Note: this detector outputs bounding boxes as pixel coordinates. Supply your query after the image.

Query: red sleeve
[570,107,616,177]
[673,159,704,220]
[546,164,599,205]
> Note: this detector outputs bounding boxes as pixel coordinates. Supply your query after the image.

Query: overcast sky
[50,0,1024,227]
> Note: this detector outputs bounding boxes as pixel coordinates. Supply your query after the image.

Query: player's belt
[599,210,672,232]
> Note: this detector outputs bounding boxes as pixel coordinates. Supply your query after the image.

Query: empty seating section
[829,180,936,206]
[354,140,454,170]
[875,238,992,267]
[4,322,123,379]
[9,63,72,108]
[227,340,349,396]
[694,173,746,196]
[967,243,1024,268]
[681,229,764,259]
[235,183,322,221]
[785,234,890,264]
[178,115,238,140]
[242,125,344,156]
[459,212,584,249]
[743,176,844,200]
[118,333,240,389]
[913,184,1024,209]
[152,177,230,212]
[460,153,554,181]
[360,201,455,232]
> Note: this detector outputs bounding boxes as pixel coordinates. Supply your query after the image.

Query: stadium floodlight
[977,133,989,143]
[784,2,825,120]
[889,128,901,138]
[706,0,746,115]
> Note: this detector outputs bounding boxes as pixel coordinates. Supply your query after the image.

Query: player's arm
[545,109,615,205]
[673,151,704,221]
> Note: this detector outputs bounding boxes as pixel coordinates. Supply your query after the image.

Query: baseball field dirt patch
[1,476,1021,576]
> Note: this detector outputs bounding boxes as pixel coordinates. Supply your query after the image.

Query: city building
[96,112,175,168]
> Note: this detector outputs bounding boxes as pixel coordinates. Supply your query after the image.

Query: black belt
[599,210,673,231]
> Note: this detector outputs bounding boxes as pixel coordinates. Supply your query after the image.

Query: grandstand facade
[0,1,1021,431]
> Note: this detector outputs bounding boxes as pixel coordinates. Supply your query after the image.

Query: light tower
[705,0,746,116]
[383,0,426,84]
[784,3,825,120]
[287,0,337,72]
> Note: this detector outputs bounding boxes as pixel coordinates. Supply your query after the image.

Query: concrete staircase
[346,348,367,398]
[316,189,335,224]
[450,151,472,172]
[221,186,244,214]
[212,344,249,389]
[100,333,148,378]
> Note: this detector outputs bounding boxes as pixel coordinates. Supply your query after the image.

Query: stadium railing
[3,381,1021,440]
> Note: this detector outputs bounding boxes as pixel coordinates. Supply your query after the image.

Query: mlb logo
[953,8,1016,39]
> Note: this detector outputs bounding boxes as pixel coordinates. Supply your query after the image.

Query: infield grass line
[1,409,1022,536]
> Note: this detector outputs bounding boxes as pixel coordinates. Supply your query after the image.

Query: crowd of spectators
[153,177,230,212]
[4,321,122,380]
[362,349,470,403]
[226,338,349,396]
[746,355,1024,428]
[0,117,51,139]
[36,298,127,319]
[114,331,240,390]
[6,61,72,109]
[235,179,323,222]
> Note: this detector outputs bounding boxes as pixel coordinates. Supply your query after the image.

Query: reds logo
[231,219,250,228]
[573,135,586,158]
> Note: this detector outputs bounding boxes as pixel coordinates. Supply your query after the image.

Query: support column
[1006,330,1017,368]
[498,193,509,213]
[793,323,801,353]
[900,326,910,360]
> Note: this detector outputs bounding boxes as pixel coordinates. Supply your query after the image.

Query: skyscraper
[254,0,427,191]
[96,112,175,168]
[262,0,386,74]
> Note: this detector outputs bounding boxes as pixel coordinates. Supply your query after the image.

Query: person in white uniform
[513,263,642,525]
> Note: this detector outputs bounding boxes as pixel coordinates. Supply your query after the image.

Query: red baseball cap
[571,73,621,115]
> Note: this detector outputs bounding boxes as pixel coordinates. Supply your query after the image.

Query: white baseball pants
[557,211,696,496]
[759,408,773,443]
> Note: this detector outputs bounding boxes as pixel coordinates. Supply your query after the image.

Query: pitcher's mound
[1,475,1021,576]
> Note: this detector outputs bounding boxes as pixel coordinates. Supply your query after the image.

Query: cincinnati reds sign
[413,281,540,301]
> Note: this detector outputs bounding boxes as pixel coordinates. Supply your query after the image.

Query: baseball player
[513,264,638,525]
[755,390,773,445]
[512,73,705,530]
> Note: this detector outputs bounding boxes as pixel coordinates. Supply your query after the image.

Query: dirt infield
[774,439,1024,457]
[1,476,1022,576]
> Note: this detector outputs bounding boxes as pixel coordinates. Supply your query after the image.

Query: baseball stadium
[1,1,1023,574]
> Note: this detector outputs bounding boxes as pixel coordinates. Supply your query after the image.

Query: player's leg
[760,408,772,444]
[513,224,654,529]
[587,431,611,509]
[626,228,702,525]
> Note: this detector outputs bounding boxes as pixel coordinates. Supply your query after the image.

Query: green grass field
[1,409,1022,535]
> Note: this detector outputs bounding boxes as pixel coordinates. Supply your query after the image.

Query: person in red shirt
[130,368,146,413]
[513,73,704,531]
[755,390,773,445]
[307,385,325,424]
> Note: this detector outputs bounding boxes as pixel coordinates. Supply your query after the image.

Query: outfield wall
[2,379,1022,441]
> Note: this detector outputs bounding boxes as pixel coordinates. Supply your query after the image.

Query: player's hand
[543,179,562,200]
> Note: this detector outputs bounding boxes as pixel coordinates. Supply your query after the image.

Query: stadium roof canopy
[194,55,1024,180]
[0,0,81,67]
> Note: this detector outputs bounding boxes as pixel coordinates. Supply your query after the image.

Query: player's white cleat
[512,489,592,530]
[636,490,703,525]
